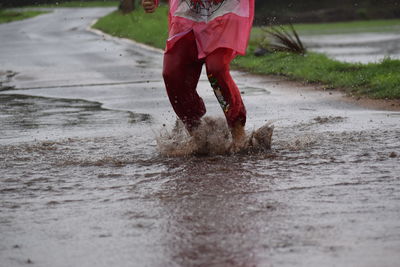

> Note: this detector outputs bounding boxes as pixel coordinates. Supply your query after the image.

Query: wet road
[302,32,400,63]
[1,8,400,267]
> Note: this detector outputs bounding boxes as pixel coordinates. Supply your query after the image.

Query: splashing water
[156,117,274,157]
[156,117,232,156]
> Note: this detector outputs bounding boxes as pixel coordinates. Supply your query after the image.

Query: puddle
[0,94,151,142]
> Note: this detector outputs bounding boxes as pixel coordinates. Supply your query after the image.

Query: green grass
[93,7,400,99]
[27,1,119,8]
[0,10,48,24]
[93,6,168,49]
[232,52,400,99]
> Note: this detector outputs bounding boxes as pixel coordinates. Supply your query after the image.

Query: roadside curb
[87,17,165,55]
[86,14,400,112]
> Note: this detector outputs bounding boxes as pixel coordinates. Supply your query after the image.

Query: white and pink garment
[155,0,255,58]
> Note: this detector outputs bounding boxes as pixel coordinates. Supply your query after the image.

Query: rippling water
[1,91,399,267]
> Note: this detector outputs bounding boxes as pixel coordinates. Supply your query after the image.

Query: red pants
[162,32,246,131]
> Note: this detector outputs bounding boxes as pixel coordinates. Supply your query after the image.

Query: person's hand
[142,0,156,13]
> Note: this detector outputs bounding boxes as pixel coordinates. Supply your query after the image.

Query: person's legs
[163,32,205,132]
[205,48,247,145]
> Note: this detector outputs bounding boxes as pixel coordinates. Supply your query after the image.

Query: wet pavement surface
[302,32,400,63]
[1,8,400,267]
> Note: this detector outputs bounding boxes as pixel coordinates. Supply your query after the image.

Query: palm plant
[262,24,307,55]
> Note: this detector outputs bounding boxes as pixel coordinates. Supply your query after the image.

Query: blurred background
[1,0,399,25]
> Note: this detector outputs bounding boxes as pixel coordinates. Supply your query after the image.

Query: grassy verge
[232,53,400,99]
[0,9,48,24]
[93,6,168,49]
[27,1,119,8]
[93,7,400,99]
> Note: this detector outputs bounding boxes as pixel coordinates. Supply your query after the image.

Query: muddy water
[1,8,400,267]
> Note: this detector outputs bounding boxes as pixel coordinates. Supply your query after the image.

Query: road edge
[87,18,164,55]
[87,18,400,112]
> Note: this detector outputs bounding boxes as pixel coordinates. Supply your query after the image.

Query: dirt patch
[342,96,400,112]
[259,74,400,112]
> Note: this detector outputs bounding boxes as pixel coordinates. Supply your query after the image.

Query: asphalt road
[303,32,400,63]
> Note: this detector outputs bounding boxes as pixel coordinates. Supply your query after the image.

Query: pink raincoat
[155,0,255,59]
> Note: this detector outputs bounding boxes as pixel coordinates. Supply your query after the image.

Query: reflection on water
[0,94,151,142]
[0,93,399,267]
[157,157,268,266]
